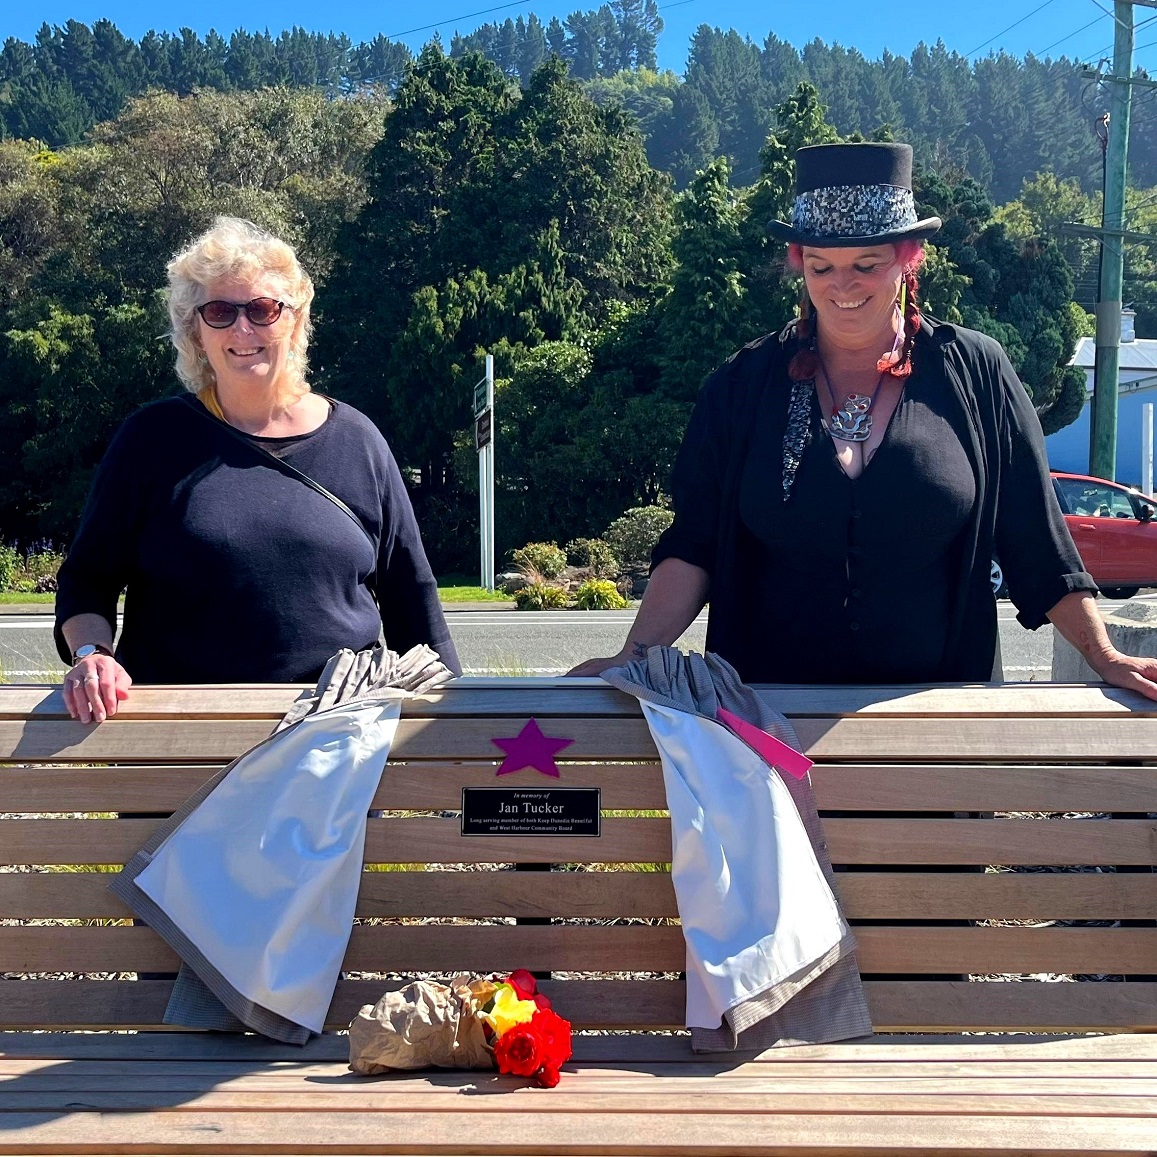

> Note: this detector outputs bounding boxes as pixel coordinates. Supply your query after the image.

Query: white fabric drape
[640,701,848,1030]
[131,698,401,1033]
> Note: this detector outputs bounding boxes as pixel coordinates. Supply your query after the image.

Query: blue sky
[7,0,1157,75]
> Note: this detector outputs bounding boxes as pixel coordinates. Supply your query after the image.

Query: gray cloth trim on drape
[602,647,872,1052]
[109,643,453,1045]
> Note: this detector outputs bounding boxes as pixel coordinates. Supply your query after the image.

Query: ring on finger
[83,675,100,685]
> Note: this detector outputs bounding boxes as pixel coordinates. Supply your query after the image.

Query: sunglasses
[196,297,290,329]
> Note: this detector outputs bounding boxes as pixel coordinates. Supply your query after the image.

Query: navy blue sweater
[55,396,460,683]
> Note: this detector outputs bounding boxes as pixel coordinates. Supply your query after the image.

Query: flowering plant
[476,969,573,1087]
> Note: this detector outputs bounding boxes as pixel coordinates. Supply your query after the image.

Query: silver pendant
[828,394,874,442]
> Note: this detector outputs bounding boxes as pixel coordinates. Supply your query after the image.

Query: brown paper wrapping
[349,976,496,1074]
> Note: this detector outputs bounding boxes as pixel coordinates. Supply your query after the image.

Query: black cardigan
[652,317,1096,682]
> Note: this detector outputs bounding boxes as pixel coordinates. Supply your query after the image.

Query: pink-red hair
[786,241,926,382]
[785,239,926,273]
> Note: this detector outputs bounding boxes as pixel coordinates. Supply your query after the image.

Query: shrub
[514,582,570,611]
[22,545,63,583]
[603,506,674,566]
[0,543,17,591]
[511,541,567,579]
[566,537,620,578]
[573,578,628,610]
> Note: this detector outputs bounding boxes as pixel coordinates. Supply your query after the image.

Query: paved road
[7,595,1156,679]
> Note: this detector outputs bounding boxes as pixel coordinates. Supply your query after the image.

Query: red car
[1050,472,1157,599]
[992,473,1157,599]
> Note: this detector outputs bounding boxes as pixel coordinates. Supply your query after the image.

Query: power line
[385,2,535,40]
[1083,12,1157,60]
[385,0,697,40]
[1085,0,1138,35]
[1037,14,1106,56]
[966,0,1061,56]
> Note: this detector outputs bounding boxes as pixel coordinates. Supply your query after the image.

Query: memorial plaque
[462,787,601,836]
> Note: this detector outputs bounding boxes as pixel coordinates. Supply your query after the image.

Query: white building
[1045,311,1157,489]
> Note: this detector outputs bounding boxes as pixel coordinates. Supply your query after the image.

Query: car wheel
[990,559,1009,599]
[1100,586,1140,600]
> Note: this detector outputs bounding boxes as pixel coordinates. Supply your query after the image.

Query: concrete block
[1052,600,1157,680]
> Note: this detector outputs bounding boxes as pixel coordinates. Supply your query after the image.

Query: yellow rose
[480,983,537,1036]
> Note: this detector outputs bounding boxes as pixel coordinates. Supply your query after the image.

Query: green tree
[317,49,671,569]
[658,156,755,398]
[739,82,840,333]
[0,299,171,539]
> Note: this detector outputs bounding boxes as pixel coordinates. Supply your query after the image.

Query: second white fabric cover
[640,701,848,1030]
[134,699,401,1033]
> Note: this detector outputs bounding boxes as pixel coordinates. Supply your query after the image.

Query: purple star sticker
[492,718,574,778]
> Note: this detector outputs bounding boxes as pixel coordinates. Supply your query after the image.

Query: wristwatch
[71,643,114,664]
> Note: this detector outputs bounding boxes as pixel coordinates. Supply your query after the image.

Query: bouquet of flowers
[477,968,573,1087]
[349,968,573,1087]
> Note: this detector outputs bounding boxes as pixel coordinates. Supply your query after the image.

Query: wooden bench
[1,678,1155,1154]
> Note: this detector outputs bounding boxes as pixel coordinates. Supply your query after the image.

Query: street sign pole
[473,354,496,592]
[485,354,495,593]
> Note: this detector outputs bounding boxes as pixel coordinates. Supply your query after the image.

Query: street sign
[475,408,492,450]
[473,379,489,418]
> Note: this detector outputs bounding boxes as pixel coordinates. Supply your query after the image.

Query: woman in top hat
[571,142,1157,697]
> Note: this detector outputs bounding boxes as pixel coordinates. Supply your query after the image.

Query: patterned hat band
[792,184,918,239]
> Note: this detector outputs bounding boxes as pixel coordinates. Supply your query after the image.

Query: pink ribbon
[715,707,814,781]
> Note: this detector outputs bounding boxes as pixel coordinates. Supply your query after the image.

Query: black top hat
[767,142,941,248]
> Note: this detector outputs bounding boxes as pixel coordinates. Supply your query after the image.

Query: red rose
[507,969,538,1001]
[533,1007,573,1072]
[508,968,552,1011]
[537,1065,561,1088]
[493,1020,545,1078]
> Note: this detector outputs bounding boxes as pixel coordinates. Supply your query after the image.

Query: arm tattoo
[631,641,650,659]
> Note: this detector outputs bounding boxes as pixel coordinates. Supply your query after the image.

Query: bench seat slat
[3,870,1153,921]
[4,1031,1155,1064]
[3,1087,1156,1120]
[5,1073,1157,1098]
[2,1106,1156,1155]
[4,1059,1152,1078]
[2,980,1156,1033]
[5,816,1156,866]
[7,716,1157,763]
[4,764,1156,815]
[4,924,1157,975]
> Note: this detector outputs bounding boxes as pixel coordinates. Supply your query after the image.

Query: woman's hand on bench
[566,654,627,677]
[62,654,132,724]
[1088,649,1157,701]
[1048,592,1157,701]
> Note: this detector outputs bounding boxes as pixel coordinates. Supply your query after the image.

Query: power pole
[1090,1,1136,481]
[1084,0,1157,478]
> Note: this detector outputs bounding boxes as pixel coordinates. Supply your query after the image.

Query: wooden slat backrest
[1,679,1155,1034]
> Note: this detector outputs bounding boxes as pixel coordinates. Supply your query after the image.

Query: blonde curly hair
[167,217,315,395]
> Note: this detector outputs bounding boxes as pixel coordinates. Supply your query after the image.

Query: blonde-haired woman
[57,217,459,722]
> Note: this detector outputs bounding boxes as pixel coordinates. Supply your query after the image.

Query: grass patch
[437,574,511,603]
[0,593,126,606]
[439,585,512,602]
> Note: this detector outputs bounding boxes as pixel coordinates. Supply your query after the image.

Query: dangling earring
[789,295,820,382]
[899,279,908,316]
